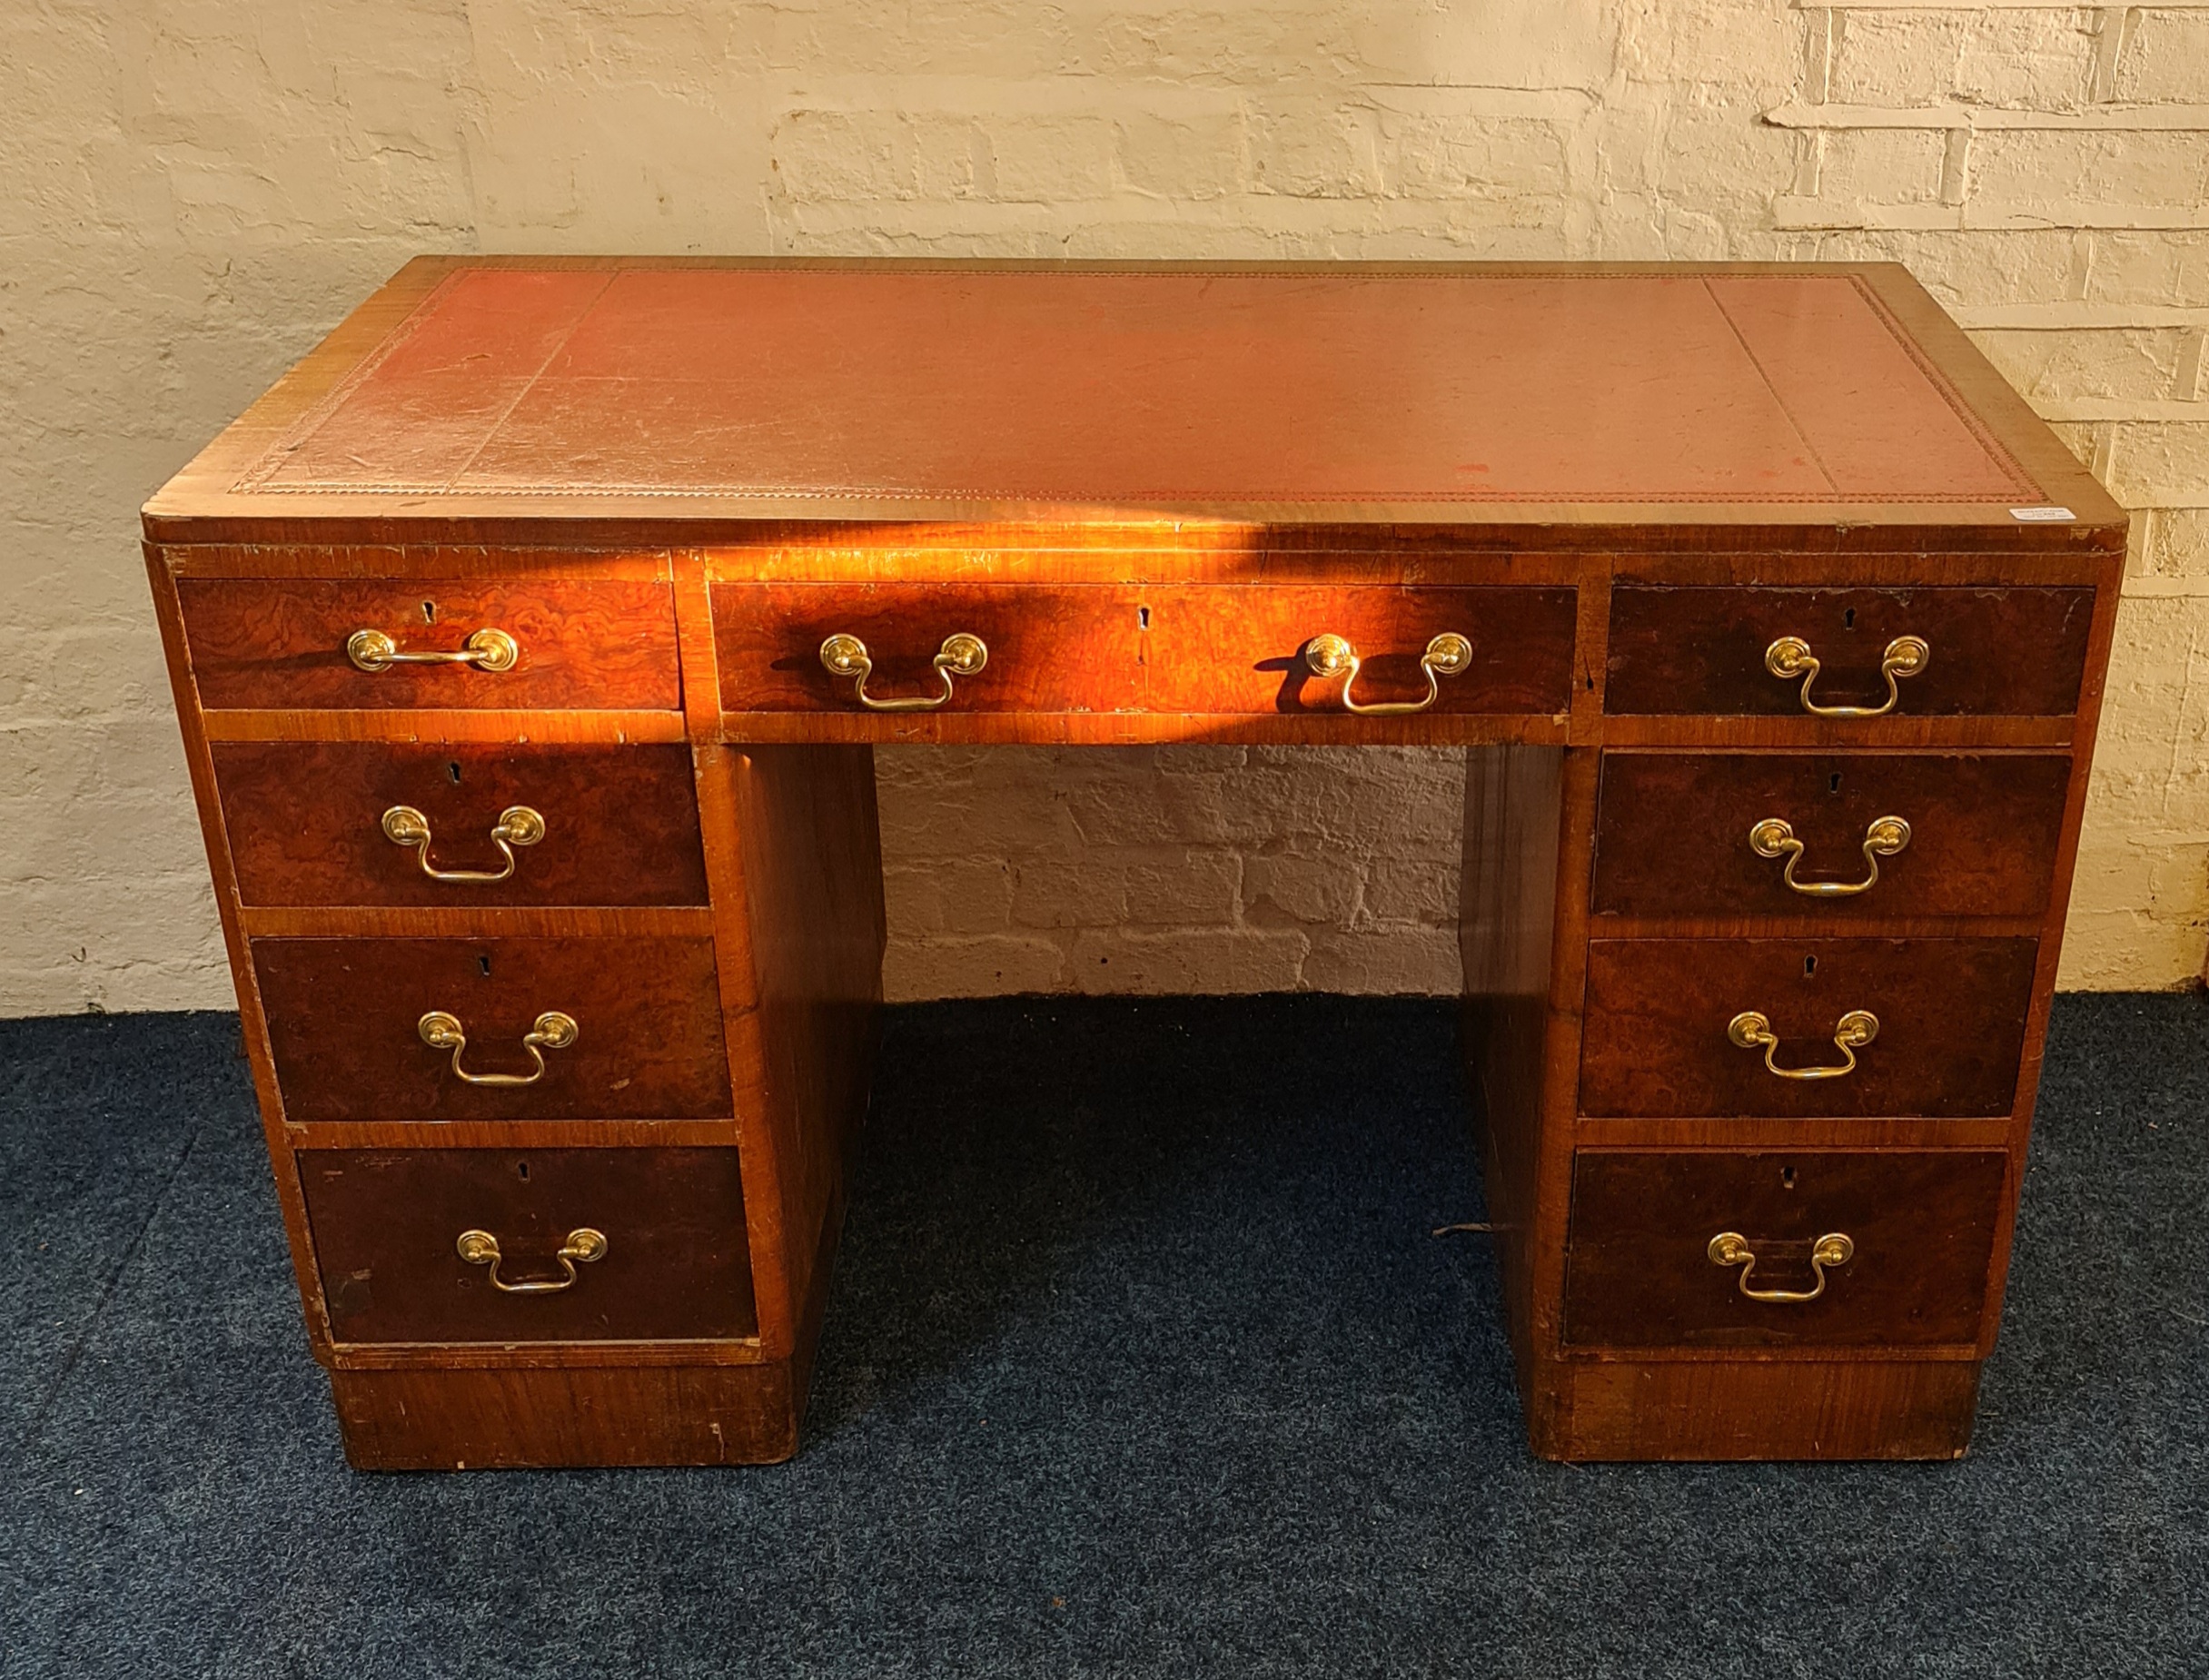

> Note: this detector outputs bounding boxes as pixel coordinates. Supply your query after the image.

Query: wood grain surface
[712,582,1144,714]
[1548,1359,1983,1461]
[1460,743,1570,1377]
[728,746,887,1350]
[214,741,708,907]
[1562,1149,2007,1349]
[1591,751,2073,920]
[253,935,732,1121]
[328,1362,802,1468]
[1144,585,1578,714]
[179,576,681,711]
[1579,936,2040,1118]
[1605,585,2094,717]
[302,1145,757,1345]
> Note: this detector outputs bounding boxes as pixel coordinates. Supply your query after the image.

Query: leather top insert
[239,268,2038,507]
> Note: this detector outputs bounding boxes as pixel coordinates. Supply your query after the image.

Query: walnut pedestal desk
[144,260,2123,1468]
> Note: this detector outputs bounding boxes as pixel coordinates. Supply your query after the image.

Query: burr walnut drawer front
[213,742,708,908]
[710,582,1578,717]
[713,584,1145,714]
[177,577,680,710]
[1592,752,2074,921]
[253,936,731,1122]
[1579,937,2040,1118]
[1140,585,1578,716]
[302,1146,757,1344]
[1562,1149,2008,1349]
[1605,585,2094,717]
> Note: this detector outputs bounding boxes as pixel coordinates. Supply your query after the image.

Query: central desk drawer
[712,581,1577,717]
[178,577,681,711]
[1605,585,2093,717]
[1580,936,2039,1117]
[1592,752,2073,921]
[1563,1149,2007,1349]
[214,742,709,908]
[254,936,731,1122]
[302,1146,758,1344]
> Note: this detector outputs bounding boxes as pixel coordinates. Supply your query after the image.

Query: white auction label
[2009,506,2076,521]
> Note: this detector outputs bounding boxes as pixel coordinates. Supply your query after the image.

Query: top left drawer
[175,578,681,711]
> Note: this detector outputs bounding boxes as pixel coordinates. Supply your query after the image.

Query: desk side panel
[731,743,887,1354]
[1460,742,1575,1398]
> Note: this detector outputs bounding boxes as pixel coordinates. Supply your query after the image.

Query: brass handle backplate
[419,1009,578,1086]
[1748,815,1910,897]
[347,627,519,673]
[819,632,987,712]
[456,1227,608,1294]
[1765,635,1928,717]
[1304,632,1473,716]
[381,805,545,884]
[1728,1008,1878,1081]
[1709,1230,1855,1303]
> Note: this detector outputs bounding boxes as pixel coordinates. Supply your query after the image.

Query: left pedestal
[148,550,886,1469]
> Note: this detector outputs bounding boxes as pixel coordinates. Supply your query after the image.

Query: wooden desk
[143,260,2124,1466]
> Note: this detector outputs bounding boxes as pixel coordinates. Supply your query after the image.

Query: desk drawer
[1580,937,2038,1118]
[711,581,1578,718]
[713,583,1143,714]
[214,743,709,908]
[1143,585,1577,716]
[302,1146,757,1344]
[254,936,731,1121]
[1605,585,2093,717]
[178,577,680,711]
[1563,1149,2007,1349]
[1592,753,2072,921]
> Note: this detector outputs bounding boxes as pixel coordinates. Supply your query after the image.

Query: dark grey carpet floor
[1,993,2204,1677]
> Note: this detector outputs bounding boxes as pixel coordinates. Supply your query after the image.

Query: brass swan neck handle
[381,805,545,884]
[1304,632,1473,716]
[1748,815,1910,898]
[1765,635,1928,717]
[456,1227,607,1294]
[1728,1009,1878,1080]
[347,627,519,673]
[419,1010,578,1086]
[819,632,988,712]
[1709,1230,1855,1303]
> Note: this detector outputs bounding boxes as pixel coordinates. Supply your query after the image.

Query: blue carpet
[1,994,2204,1676]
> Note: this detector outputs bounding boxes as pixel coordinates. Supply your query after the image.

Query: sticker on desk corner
[2010,506,2075,521]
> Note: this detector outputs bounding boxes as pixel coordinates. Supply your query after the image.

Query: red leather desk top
[148,261,2120,539]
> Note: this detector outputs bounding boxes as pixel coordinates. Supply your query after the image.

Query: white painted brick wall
[875,746,1467,1001]
[3,0,2204,1013]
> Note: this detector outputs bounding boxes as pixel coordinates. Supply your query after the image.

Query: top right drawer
[1605,586,2095,717]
